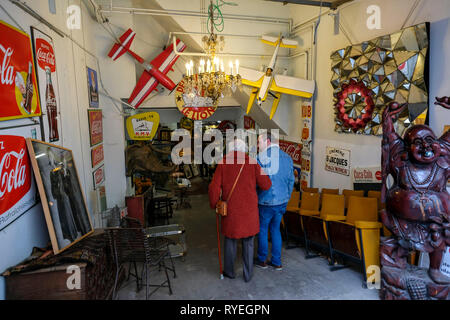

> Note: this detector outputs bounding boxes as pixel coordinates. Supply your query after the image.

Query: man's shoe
[268,262,282,271]
[223,272,235,279]
[254,259,268,269]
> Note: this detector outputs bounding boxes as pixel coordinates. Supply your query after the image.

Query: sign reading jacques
[0,135,36,230]
[325,146,350,176]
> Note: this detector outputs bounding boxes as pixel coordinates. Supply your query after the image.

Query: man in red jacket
[209,139,272,282]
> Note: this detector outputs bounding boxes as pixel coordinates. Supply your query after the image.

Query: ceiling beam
[267,0,333,8]
[267,0,353,9]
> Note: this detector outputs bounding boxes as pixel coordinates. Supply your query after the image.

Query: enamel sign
[0,135,36,230]
[126,112,159,140]
[0,20,41,121]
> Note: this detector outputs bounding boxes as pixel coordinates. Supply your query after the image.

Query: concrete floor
[117,194,380,300]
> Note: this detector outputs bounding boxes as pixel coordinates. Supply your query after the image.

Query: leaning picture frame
[190,164,200,177]
[183,164,193,179]
[26,139,94,254]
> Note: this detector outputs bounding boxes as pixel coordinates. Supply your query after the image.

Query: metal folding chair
[106,228,173,299]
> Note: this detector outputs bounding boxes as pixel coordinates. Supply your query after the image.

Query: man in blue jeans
[255,132,294,270]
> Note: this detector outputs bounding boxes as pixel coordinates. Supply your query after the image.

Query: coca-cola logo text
[279,140,302,165]
[36,38,56,72]
[0,148,28,199]
[0,44,14,86]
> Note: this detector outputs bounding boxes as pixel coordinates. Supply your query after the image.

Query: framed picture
[91,144,104,168]
[159,128,171,141]
[31,27,62,144]
[88,109,103,146]
[191,164,200,177]
[87,67,99,108]
[183,165,193,179]
[93,165,105,189]
[26,139,94,254]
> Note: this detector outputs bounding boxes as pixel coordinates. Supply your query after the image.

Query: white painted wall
[0,0,136,299]
[289,0,450,190]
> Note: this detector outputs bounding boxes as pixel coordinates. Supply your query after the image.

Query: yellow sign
[126,112,159,140]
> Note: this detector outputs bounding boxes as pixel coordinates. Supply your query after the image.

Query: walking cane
[216,213,224,280]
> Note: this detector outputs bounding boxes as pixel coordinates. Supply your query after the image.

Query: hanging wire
[401,0,421,29]
[313,0,323,45]
[0,2,25,32]
[206,0,237,33]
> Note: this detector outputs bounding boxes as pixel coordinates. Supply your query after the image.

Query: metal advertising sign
[352,166,382,184]
[125,112,159,140]
[279,140,302,166]
[31,27,61,144]
[325,146,351,176]
[0,135,36,230]
[0,20,41,122]
[88,109,103,146]
[300,104,313,190]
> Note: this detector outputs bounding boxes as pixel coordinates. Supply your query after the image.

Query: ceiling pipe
[100,5,292,28]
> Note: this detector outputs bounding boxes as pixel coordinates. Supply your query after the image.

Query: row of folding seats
[283,189,385,285]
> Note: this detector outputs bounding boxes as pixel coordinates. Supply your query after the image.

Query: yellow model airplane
[239,35,315,119]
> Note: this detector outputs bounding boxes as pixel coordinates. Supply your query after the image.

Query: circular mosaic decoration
[335,80,374,132]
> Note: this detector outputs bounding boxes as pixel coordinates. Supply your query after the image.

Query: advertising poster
[91,144,104,168]
[244,116,255,130]
[0,135,37,231]
[300,104,313,190]
[93,165,105,189]
[31,27,61,144]
[352,166,382,184]
[88,109,103,146]
[279,139,302,166]
[325,146,351,176]
[125,112,159,141]
[87,67,99,108]
[0,20,41,122]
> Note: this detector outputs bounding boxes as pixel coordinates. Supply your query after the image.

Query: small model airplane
[108,28,186,108]
[239,35,315,119]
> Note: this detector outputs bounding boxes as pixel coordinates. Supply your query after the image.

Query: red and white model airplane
[108,28,186,109]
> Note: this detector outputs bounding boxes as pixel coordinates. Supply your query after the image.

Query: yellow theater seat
[302,187,319,194]
[321,188,339,195]
[367,190,391,236]
[325,196,382,285]
[300,194,345,259]
[282,191,303,248]
[342,189,364,209]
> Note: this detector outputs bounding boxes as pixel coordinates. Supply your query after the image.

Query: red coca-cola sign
[279,140,302,166]
[0,135,35,230]
[35,38,56,72]
[0,20,41,121]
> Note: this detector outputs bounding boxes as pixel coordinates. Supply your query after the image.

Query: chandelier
[183,0,242,104]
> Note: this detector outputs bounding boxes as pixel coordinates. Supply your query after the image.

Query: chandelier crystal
[183,1,241,104]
